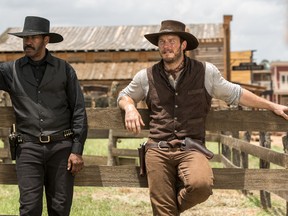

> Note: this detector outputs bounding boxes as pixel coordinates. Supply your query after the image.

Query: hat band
[159,29,181,33]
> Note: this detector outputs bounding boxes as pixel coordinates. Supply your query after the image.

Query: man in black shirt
[0,16,88,216]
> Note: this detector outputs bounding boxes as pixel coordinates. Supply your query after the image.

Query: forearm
[239,88,277,111]
[118,95,137,111]
[118,95,145,133]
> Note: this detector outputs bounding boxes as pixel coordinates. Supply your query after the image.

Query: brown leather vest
[146,57,212,143]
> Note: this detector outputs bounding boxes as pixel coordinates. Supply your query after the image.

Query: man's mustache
[24,45,35,50]
[161,50,173,54]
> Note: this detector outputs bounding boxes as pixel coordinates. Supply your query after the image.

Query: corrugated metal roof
[72,61,156,80]
[0,23,223,52]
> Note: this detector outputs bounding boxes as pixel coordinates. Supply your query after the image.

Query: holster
[8,125,22,160]
[184,137,214,160]
[138,142,147,177]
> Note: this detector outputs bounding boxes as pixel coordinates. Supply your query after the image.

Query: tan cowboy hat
[8,16,63,43]
[144,20,199,50]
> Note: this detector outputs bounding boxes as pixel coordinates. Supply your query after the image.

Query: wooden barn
[0,15,232,107]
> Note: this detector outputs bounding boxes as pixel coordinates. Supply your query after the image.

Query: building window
[280,72,288,90]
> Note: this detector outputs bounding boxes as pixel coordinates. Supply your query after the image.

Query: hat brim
[144,31,199,50]
[8,32,63,43]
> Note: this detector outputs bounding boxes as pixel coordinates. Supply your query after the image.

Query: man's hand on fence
[124,104,145,134]
[272,104,288,120]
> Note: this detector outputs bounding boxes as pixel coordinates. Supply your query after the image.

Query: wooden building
[271,61,288,105]
[0,15,233,106]
[231,50,253,83]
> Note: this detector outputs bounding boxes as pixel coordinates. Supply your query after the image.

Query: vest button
[175,105,178,108]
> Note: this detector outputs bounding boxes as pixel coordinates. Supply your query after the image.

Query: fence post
[107,82,120,166]
[221,131,231,161]
[259,131,271,209]
[282,134,288,216]
[107,129,119,166]
[241,131,250,195]
[242,131,250,169]
[2,137,11,164]
[232,131,240,167]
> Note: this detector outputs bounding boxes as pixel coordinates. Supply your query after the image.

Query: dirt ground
[181,190,286,216]
[92,187,286,216]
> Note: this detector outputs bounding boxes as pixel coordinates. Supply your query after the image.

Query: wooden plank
[221,155,239,168]
[220,135,288,168]
[0,128,9,137]
[212,168,288,190]
[82,155,107,165]
[210,154,221,163]
[112,148,138,157]
[205,132,220,142]
[0,164,17,184]
[112,129,149,138]
[1,164,288,190]
[77,108,288,132]
[1,107,288,132]
[87,129,109,139]
[117,158,137,166]
[86,108,127,130]
[112,130,219,141]
[0,107,15,128]
[270,190,288,201]
[206,110,288,132]
[0,148,9,158]
[75,165,148,187]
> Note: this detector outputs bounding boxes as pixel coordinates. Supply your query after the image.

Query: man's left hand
[67,153,84,176]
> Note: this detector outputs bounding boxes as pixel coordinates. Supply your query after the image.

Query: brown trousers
[145,148,214,216]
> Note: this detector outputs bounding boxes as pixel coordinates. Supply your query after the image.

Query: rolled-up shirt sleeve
[117,69,148,104]
[205,62,242,105]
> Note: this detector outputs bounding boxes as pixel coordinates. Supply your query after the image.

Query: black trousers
[16,140,74,216]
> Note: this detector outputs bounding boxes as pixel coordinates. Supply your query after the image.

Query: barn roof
[0,23,224,52]
[72,61,156,81]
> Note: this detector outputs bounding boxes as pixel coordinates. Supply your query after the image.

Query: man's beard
[160,47,183,64]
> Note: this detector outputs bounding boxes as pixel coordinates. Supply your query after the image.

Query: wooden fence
[0,107,288,213]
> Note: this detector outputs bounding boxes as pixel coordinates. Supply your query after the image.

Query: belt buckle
[157,141,164,150]
[39,135,50,143]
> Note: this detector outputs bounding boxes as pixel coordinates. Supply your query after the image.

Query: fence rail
[1,107,288,212]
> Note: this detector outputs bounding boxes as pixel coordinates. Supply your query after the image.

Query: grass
[0,138,151,216]
[0,138,287,215]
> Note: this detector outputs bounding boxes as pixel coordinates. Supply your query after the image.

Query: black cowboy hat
[144,20,199,50]
[8,16,63,43]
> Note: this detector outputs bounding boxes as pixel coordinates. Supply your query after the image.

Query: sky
[1,0,288,63]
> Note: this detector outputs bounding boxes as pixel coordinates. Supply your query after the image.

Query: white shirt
[118,61,242,106]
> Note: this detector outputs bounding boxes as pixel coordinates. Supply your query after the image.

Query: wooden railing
[0,107,288,212]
